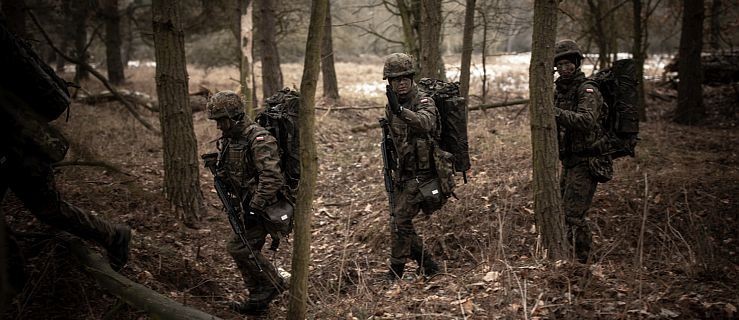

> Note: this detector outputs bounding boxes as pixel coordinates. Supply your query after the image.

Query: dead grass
[3,58,738,319]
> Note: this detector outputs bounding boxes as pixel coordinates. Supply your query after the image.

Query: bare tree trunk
[587,0,609,70]
[632,0,647,121]
[481,11,489,104]
[71,0,91,82]
[396,0,418,61]
[56,0,72,73]
[529,0,569,260]
[321,1,340,100]
[2,0,26,38]
[710,0,722,51]
[152,0,205,226]
[0,202,7,315]
[459,0,476,102]
[256,0,283,100]
[675,0,705,125]
[102,0,125,85]
[240,0,255,118]
[418,0,443,79]
[287,0,326,318]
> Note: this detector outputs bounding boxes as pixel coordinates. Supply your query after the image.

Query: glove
[201,153,218,170]
[386,85,402,115]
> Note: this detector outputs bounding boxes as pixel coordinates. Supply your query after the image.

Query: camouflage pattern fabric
[384,86,440,267]
[217,120,286,298]
[554,71,612,262]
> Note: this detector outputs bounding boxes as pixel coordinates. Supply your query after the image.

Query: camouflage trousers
[226,214,283,301]
[560,161,598,262]
[389,176,436,266]
[0,159,119,250]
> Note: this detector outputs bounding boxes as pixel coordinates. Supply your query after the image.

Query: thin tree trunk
[675,0,705,124]
[103,0,125,85]
[0,204,7,315]
[529,0,569,260]
[481,12,489,104]
[418,0,443,79]
[709,0,722,51]
[321,1,340,100]
[459,0,476,102]
[152,0,204,226]
[256,0,283,100]
[240,0,255,118]
[396,0,418,61]
[56,0,72,73]
[633,0,647,121]
[287,0,326,318]
[72,0,91,82]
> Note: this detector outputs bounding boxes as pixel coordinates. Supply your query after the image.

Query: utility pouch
[432,145,456,196]
[588,155,613,183]
[418,178,444,213]
[264,193,294,235]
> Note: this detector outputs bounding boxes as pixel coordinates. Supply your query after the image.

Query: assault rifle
[379,118,398,232]
[202,152,262,271]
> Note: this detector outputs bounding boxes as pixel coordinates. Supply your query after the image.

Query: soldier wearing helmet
[381,53,442,280]
[553,39,612,263]
[203,91,287,314]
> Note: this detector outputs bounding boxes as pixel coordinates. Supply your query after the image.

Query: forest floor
[3,58,738,320]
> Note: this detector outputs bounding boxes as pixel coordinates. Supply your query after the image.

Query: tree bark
[2,0,27,38]
[102,0,125,85]
[240,0,256,118]
[256,0,283,100]
[418,0,443,79]
[632,0,647,121]
[529,0,569,260]
[63,234,222,320]
[152,0,205,226]
[675,0,705,125]
[459,0,476,102]
[71,0,91,82]
[396,0,419,61]
[321,1,340,100]
[288,0,326,318]
[709,0,722,51]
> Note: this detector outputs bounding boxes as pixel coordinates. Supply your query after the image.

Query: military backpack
[417,78,471,182]
[587,59,640,159]
[256,88,301,192]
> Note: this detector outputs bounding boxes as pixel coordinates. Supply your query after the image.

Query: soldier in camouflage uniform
[0,20,131,286]
[382,53,442,280]
[204,91,288,314]
[553,40,613,263]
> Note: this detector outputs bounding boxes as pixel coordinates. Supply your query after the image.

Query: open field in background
[3,55,737,319]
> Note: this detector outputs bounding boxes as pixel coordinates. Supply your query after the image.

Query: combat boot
[411,245,440,277]
[232,276,286,315]
[106,225,131,271]
[386,263,405,281]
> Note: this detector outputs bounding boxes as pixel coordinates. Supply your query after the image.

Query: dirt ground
[2,60,738,319]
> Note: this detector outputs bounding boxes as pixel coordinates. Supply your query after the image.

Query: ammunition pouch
[263,193,294,237]
[418,178,444,214]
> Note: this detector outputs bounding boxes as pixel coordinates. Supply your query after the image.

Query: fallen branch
[350,122,381,133]
[61,233,222,320]
[29,11,160,134]
[53,160,132,176]
[76,90,207,113]
[316,105,381,110]
[469,99,529,111]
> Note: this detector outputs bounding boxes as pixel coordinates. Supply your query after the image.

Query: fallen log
[62,234,222,320]
[76,90,208,113]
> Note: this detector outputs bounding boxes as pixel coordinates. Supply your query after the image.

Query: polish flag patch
[256,136,265,141]
[421,98,430,103]
[585,88,594,93]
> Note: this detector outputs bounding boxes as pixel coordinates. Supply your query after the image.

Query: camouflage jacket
[217,121,285,211]
[384,86,439,180]
[554,72,607,167]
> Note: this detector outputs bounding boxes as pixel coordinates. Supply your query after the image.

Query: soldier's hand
[386,85,402,115]
[201,153,218,170]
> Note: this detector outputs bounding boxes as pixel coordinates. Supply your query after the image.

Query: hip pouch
[264,192,294,236]
[419,178,445,213]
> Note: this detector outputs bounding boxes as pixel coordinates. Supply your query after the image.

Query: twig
[637,173,649,310]
[53,160,132,176]
[28,10,160,134]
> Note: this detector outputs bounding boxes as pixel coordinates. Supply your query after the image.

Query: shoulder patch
[420,98,430,103]
[585,88,594,93]
[255,136,265,141]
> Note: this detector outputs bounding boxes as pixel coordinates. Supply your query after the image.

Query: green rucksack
[417,78,471,182]
[588,59,640,159]
[256,88,301,191]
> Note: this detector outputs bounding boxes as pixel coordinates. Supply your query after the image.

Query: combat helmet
[383,53,416,80]
[554,39,584,66]
[207,90,244,120]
